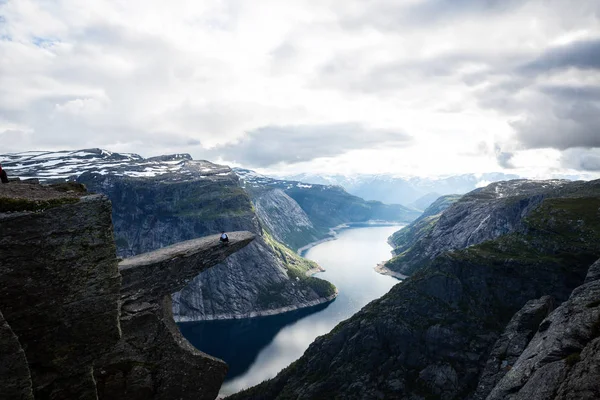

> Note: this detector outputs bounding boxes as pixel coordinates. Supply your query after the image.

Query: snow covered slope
[1,148,228,181]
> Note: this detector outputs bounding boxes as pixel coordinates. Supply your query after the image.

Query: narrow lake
[179,225,403,396]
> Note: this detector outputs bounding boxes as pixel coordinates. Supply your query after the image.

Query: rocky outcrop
[388,194,461,257]
[385,180,572,275]
[230,179,600,400]
[0,310,34,400]
[0,190,121,399]
[485,259,600,400]
[0,182,255,399]
[95,232,255,400]
[172,234,336,321]
[253,189,321,250]
[473,296,555,399]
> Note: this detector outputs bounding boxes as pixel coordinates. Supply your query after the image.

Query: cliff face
[388,194,461,256]
[483,259,600,400]
[252,189,322,251]
[231,179,600,400]
[0,187,121,399]
[385,180,573,275]
[0,182,255,399]
[96,232,255,400]
[0,310,33,399]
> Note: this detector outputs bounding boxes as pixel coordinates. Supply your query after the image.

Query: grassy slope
[258,231,337,308]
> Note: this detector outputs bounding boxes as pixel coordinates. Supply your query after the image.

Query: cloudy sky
[1,0,599,178]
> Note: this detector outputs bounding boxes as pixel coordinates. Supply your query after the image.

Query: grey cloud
[561,148,600,171]
[495,145,515,169]
[270,41,296,61]
[539,85,600,101]
[186,138,202,146]
[339,0,523,31]
[316,51,503,93]
[520,39,600,74]
[472,39,600,151]
[405,0,522,21]
[510,98,600,150]
[205,123,412,167]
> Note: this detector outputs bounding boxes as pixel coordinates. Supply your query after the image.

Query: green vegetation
[49,182,88,193]
[263,230,337,298]
[450,198,600,266]
[257,282,289,309]
[565,352,581,366]
[0,197,80,212]
[172,185,254,219]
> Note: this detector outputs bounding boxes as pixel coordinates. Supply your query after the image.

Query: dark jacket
[0,169,8,184]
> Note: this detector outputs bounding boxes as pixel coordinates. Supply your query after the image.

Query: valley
[2,149,599,400]
[181,225,402,396]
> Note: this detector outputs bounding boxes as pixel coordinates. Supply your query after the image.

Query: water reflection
[178,302,331,380]
[180,225,403,396]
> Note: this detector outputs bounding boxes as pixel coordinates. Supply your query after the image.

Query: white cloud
[1,0,599,178]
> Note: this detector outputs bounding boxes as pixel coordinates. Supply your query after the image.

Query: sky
[1,0,599,178]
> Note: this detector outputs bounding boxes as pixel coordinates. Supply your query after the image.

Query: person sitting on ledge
[219,231,229,244]
[0,164,8,184]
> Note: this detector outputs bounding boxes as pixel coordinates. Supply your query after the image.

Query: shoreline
[304,265,325,276]
[374,262,409,280]
[181,224,405,323]
[175,291,338,323]
[296,223,350,256]
[297,220,406,257]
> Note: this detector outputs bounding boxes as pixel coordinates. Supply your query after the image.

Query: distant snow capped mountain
[281,172,521,206]
[234,168,318,191]
[0,148,231,182]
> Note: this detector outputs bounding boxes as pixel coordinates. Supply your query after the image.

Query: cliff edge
[0,182,254,399]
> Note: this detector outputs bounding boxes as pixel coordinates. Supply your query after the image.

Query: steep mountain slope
[484,259,600,400]
[236,168,421,250]
[388,194,462,256]
[385,180,573,276]
[0,149,336,321]
[230,179,600,400]
[252,189,323,251]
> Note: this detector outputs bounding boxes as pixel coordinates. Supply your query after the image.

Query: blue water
[179,225,403,396]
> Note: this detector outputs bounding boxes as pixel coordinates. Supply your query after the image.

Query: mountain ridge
[1,149,338,321]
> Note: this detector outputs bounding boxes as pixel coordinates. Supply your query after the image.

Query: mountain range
[0,149,418,321]
[282,172,521,208]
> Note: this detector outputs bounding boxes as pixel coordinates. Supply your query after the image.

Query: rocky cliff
[388,194,461,256]
[482,259,600,400]
[230,179,600,400]
[0,181,255,399]
[1,149,337,321]
[252,188,322,251]
[384,180,574,276]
